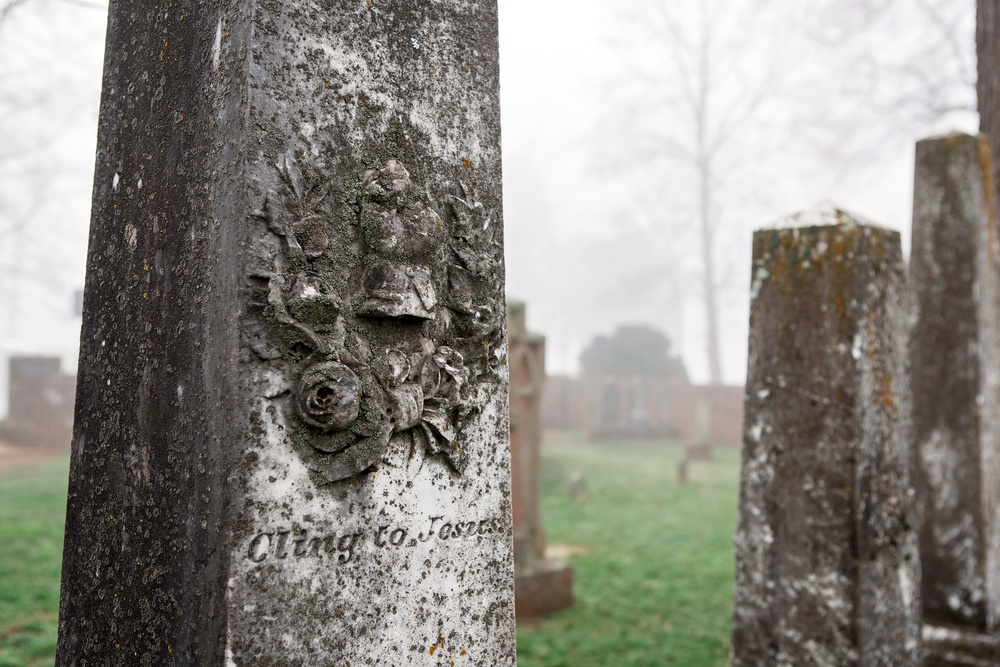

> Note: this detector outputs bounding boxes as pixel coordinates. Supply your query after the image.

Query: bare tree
[599,0,975,384]
[0,0,106,337]
[802,0,975,164]
[600,0,809,384]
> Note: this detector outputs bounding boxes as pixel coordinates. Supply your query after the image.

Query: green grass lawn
[516,433,739,667]
[0,456,69,667]
[0,436,739,667]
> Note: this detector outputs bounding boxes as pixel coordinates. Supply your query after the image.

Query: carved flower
[421,346,466,405]
[286,272,342,325]
[296,361,362,431]
[381,346,473,474]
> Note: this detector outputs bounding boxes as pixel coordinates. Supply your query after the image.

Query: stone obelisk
[910,133,1000,633]
[732,210,921,667]
[56,3,515,665]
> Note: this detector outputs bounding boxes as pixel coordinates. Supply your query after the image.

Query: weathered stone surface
[923,625,1000,667]
[507,300,572,620]
[732,211,921,667]
[910,133,1000,632]
[57,2,514,665]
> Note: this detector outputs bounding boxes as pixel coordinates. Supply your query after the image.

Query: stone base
[924,625,1000,666]
[514,559,573,621]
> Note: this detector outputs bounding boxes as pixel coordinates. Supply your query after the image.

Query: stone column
[910,133,1000,632]
[507,301,572,619]
[56,3,514,665]
[732,210,921,667]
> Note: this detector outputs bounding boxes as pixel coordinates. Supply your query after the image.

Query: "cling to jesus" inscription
[247,515,505,565]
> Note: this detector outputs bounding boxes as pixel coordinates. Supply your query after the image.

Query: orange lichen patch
[461,649,467,655]
[978,138,1000,264]
[429,637,445,654]
[878,373,896,410]
[941,132,968,148]
[462,157,472,168]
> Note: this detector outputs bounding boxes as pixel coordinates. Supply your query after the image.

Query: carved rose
[421,346,466,405]
[252,152,499,483]
[295,362,361,431]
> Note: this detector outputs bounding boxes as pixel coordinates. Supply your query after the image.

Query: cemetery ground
[518,433,738,667]
[0,434,739,667]
[0,455,68,667]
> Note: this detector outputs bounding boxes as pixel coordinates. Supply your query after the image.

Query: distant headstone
[690,398,710,444]
[508,301,573,620]
[71,289,83,317]
[56,3,515,665]
[910,133,1000,633]
[4,356,74,447]
[676,459,688,485]
[732,210,921,666]
[569,472,587,501]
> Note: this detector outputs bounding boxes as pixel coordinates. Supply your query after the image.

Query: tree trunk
[696,3,723,387]
[700,174,723,386]
[979,0,1000,194]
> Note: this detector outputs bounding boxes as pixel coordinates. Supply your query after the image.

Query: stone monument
[507,301,573,620]
[684,397,713,462]
[732,209,921,666]
[910,133,1000,635]
[3,356,75,447]
[56,3,515,665]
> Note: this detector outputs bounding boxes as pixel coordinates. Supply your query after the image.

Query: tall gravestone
[732,210,921,666]
[507,301,572,619]
[56,3,515,665]
[910,133,1000,633]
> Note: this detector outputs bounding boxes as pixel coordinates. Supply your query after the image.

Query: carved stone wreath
[248,152,502,484]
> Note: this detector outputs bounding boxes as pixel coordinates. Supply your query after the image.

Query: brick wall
[542,376,744,446]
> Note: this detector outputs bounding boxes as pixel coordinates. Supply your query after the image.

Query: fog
[0,0,978,414]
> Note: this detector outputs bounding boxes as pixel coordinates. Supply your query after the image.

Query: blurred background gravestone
[508,300,573,620]
[683,399,714,461]
[2,356,74,448]
[910,132,1000,665]
[732,210,921,666]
